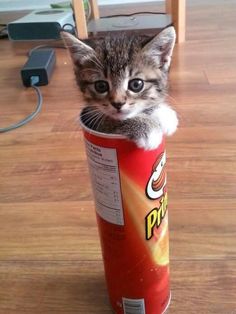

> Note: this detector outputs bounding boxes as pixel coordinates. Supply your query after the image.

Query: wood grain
[73,0,88,39]
[0,261,235,314]
[90,0,100,20]
[171,0,186,43]
[1,1,236,313]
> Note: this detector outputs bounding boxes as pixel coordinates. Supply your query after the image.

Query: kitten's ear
[142,26,176,71]
[61,31,95,64]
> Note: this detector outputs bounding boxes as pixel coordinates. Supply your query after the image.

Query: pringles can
[80,119,170,314]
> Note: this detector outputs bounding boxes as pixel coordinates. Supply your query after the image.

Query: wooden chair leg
[166,0,186,43]
[90,0,100,20]
[73,0,88,39]
[170,0,186,43]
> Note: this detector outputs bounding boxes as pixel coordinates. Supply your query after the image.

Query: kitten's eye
[128,79,144,93]
[94,80,109,94]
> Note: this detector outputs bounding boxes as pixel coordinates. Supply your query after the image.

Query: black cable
[0,76,43,133]
[62,23,76,34]
[102,12,166,19]
[28,42,66,57]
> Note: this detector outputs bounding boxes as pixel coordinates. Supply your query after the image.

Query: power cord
[0,76,43,133]
[28,42,66,57]
[102,12,166,18]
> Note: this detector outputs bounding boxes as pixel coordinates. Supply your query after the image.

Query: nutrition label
[85,140,124,226]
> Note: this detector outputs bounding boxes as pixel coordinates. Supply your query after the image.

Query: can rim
[79,113,126,139]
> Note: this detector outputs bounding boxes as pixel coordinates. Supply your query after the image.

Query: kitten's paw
[157,105,179,136]
[135,129,163,151]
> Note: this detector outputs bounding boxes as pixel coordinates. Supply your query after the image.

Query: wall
[0,0,161,12]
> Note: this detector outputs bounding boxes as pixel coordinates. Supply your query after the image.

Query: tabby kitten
[61,27,178,150]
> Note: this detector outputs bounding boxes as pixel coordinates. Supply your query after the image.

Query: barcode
[122,298,146,314]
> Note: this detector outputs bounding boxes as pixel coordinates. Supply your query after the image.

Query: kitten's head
[61,27,175,121]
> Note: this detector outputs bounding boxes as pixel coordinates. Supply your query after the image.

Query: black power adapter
[21,49,56,87]
[0,48,56,133]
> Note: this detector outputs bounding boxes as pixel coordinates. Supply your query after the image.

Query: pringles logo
[145,152,168,240]
[146,152,166,200]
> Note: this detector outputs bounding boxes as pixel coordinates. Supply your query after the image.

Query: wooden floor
[1,1,236,313]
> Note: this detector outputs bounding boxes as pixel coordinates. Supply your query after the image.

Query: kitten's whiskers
[95,113,106,132]
[91,112,104,130]
[82,112,100,125]
[81,108,104,132]
[80,108,100,119]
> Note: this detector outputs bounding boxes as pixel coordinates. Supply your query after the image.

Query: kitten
[61,27,178,150]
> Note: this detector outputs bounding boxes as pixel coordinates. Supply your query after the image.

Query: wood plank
[0,132,86,162]
[169,260,236,314]
[167,126,236,144]
[169,199,236,260]
[0,199,235,261]
[167,132,236,158]
[0,260,235,314]
[0,163,91,203]
[0,202,101,261]
[0,261,109,314]
[167,159,236,199]
[205,63,236,84]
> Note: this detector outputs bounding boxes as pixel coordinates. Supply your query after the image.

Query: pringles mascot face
[146,152,166,200]
[145,152,168,240]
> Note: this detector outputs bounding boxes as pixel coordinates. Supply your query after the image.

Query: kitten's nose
[111,102,125,111]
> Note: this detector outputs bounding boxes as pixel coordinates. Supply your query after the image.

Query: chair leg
[90,0,100,20]
[166,0,186,43]
[73,0,88,39]
[171,0,186,43]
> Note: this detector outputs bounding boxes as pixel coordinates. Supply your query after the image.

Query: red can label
[83,130,170,314]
